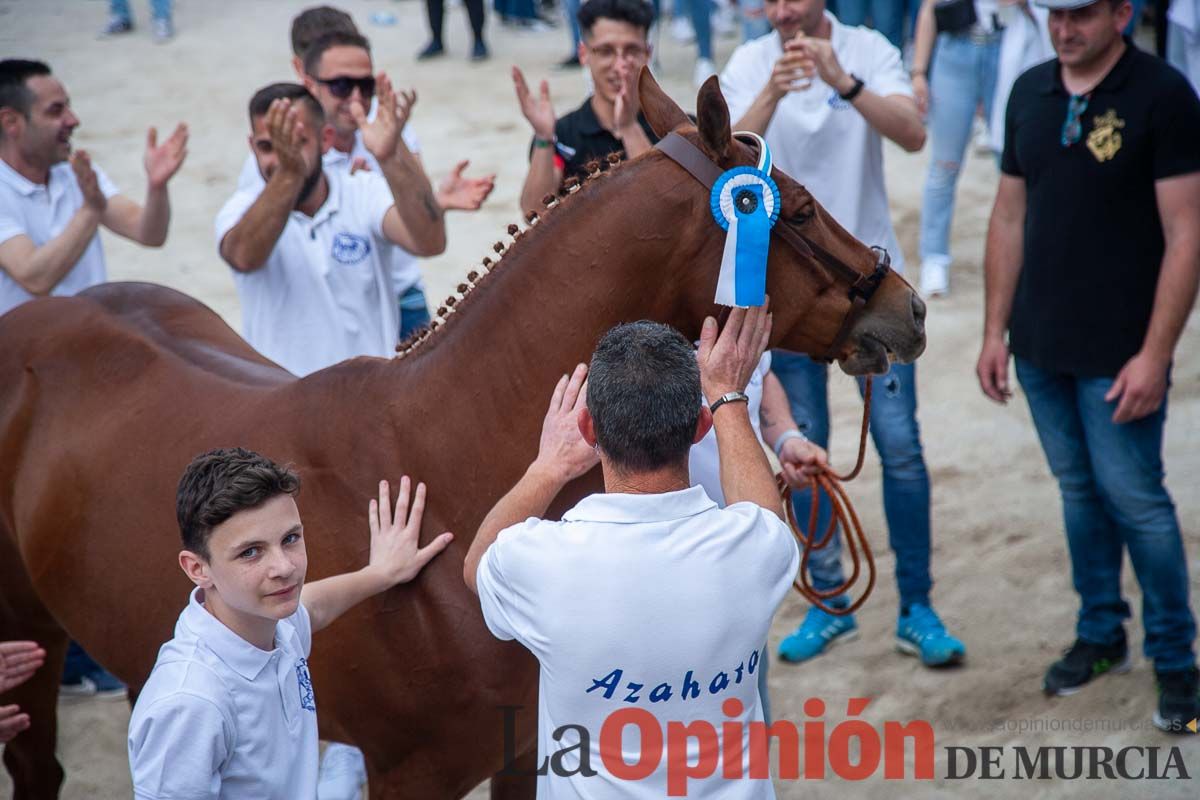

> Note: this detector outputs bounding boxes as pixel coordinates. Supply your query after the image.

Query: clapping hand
[354,73,405,163]
[437,160,496,211]
[512,66,557,140]
[144,122,189,189]
[266,99,318,179]
[787,33,854,95]
[70,150,107,214]
[365,477,454,586]
[612,62,640,134]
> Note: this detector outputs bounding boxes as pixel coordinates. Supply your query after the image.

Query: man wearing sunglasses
[980,0,1200,733]
[236,21,496,343]
[514,0,657,216]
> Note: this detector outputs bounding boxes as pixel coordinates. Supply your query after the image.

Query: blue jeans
[111,0,171,21]
[918,32,1000,267]
[771,352,932,611]
[1015,359,1195,671]
[398,285,432,341]
[739,0,771,41]
[565,0,583,50]
[688,0,713,60]
[836,0,904,49]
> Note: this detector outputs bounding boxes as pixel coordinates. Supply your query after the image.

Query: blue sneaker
[896,604,966,666]
[778,605,858,663]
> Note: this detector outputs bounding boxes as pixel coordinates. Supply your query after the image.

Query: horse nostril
[911,292,927,328]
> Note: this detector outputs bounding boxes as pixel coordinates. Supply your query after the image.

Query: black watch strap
[709,391,750,416]
[839,74,866,101]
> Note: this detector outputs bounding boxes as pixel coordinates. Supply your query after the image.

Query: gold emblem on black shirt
[1087,110,1125,163]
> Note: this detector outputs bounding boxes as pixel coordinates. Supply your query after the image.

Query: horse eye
[791,209,813,225]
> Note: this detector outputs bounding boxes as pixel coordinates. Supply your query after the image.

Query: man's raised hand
[366,477,454,586]
[144,122,189,189]
[533,363,599,483]
[354,73,403,162]
[697,300,773,403]
[512,66,557,140]
[437,160,496,211]
[70,150,107,214]
[267,99,316,179]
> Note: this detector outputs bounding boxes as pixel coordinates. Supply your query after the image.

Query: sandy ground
[1,0,1198,797]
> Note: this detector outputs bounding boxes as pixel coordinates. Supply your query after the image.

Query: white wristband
[773,429,807,458]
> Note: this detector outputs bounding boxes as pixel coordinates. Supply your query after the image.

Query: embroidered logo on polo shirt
[1086,110,1125,163]
[331,232,371,265]
[296,657,316,711]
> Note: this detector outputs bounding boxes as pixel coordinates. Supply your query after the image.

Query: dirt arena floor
[2,0,1198,797]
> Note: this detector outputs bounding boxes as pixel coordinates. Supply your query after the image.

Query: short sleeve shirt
[535,97,659,181]
[0,158,119,315]
[475,486,799,799]
[1001,43,1200,376]
[720,15,913,273]
[128,589,319,800]
[235,128,424,295]
[215,168,400,376]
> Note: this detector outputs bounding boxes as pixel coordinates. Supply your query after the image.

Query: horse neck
[378,157,711,499]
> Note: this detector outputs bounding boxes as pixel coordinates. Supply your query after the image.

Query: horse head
[638,68,926,375]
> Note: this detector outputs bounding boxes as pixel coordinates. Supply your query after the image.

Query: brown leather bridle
[655,131,892,362]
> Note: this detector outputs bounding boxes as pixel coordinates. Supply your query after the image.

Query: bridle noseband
[655,131,891,362]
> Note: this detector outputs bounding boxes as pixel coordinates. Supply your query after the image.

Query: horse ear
[696,75,732,162]
[637,67,689,137]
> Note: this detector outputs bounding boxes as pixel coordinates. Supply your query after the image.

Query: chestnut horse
[0,74,924,798]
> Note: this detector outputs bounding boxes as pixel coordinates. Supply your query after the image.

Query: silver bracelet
[773,429,807,458]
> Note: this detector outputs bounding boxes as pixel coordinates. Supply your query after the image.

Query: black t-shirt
[1000,42,1200,377]
[529,96,659,181]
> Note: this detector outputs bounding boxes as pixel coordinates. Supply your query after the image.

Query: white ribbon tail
[714,215,741,307]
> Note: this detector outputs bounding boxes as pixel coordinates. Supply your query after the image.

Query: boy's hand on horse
[366,477,455,587]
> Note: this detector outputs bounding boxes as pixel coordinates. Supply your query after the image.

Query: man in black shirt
[978,0,1200,732]
[513,0,658,215]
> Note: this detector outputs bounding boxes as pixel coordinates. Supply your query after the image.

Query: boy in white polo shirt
[216,80,440,377]
[0,58,187,317]
[127,448,453,798]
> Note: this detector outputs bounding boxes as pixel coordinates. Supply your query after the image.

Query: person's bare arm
[976,174,1027,403]
[101,124,188,247]
[464,364,597,594]
[219,102,310,273]
[698,304,781,515]
[302,477,452,633]
[513,66,564,215]
[1104,172,1200,423]
[909,0,937,115]
[759,371,828,486]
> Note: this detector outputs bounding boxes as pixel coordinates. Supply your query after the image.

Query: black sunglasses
[314,75,376,100]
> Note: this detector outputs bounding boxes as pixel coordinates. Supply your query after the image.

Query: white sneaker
[318,743,367,800]
[693,57,717,88]
[713,4,738,37]
[670,16,695,43]
[972,116,992,155]
[919,258,950,297]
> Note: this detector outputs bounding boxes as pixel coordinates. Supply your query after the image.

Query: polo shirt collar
[1043,37,1136,96]
[561,484,718,524]
[0,157,44,197]
[182,587,278,681]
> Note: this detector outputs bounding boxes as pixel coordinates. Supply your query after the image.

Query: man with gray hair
[465,305,825,797]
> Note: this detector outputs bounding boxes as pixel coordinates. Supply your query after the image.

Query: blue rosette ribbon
[709,132,780,308]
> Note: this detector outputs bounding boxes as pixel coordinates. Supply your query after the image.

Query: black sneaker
[416,41,445,61]
[1153,667,1199,734]
[470,40,489,62]
[1043,637,1131,696]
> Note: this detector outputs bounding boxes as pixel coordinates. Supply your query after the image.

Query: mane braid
[393,154,632,359]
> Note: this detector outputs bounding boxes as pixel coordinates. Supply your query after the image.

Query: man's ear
[696,75,732,162]
[179,550,212,589]
[578,406,598,448]
[693,406,714,444]
[0,108,23,139]
[637,67,689,138]
[291,55,305,81]
[319,123,335,155]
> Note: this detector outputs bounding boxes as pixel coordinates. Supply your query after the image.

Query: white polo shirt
[236,128,423,295]
[476,486,799,799]
[128,588,319,800]
[688,352,771,507]
[215,167,400,376]
[0,157,119,315]
[720,14,913,273]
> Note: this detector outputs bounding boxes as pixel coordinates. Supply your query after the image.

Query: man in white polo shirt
[238,24,495,342]
[719,0,968,670]
[216,81,437,377]
[465,307,813,798]
[0,58,188,316]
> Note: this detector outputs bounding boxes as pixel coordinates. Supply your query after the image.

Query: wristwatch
[839,74,866,101]
[709,391,750,416]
